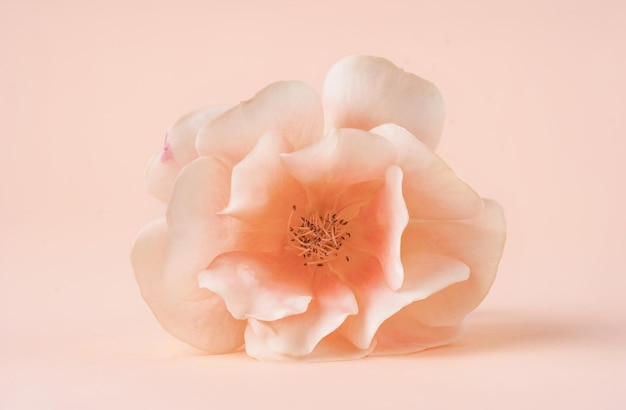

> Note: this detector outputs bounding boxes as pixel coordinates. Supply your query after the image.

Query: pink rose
[131,55,506,361]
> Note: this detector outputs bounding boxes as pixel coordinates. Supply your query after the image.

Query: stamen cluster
[288,206,350,266]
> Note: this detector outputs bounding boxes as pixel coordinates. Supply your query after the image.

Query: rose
[131,55,506,361]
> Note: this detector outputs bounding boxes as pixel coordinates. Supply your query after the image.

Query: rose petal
[244,271,358,358]
[323,55,445,149]
[245,330,375,362]
[220,130,306,221]
[371,123,484,220]
[198,252,313,321]
[163,157,286,297]
[349,165,408,291]
[372,308,465,356]
[401,199,506,326]
[330,251,469,349]
[281,128,396,185]
[130,219,245,353]
[401,253,471,296]
[162,156,233,296]
[280,128,396,209]
[146,105,228,202]
[196,81,324,166]
[331,180,382,221]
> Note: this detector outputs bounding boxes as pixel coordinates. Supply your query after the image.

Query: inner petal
[220,130,306,222]
[198,251,313,322]
[348,165,408,291]
[244,270,358,357]
[280,128,396,209]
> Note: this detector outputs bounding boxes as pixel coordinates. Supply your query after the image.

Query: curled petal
[401,199,506,326]
[350,165,408,291]
[146,106,228,202]
[196,81,324,166]
[401,253,470,297]
[163,156,286,297]
[371,123,484,220]
[281,129,396,209]
[163,156,234,296]
[281,128,396,185]
[220,131,305,221]
[130,219,245,353]
[244,271,358,358]
[198,252,313,321]
[245,331,375,362]
[331,251,469,349]
[372,308,465,356]
[323,55,444,149]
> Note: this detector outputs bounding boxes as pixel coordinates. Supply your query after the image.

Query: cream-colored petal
[130,219,245,353]
[198,252,313,321]
[331,250,468,349]
[372,307,465,356]
[146,105,228,202]
[323,55,444,149]
[196,81,324,166]
[371,123,484,220]
[220,130,305,222]
[245,330,375,362]
[401,199,506,326]
[163,156,233,296]
[244,270,358,358]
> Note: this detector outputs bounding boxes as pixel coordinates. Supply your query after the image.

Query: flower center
[288,205,351,266]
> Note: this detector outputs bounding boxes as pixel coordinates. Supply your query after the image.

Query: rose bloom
[131,55,506,361]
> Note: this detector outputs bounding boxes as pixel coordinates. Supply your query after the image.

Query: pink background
[1,0,625,408]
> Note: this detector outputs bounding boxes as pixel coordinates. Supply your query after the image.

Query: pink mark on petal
[160,133,173,162]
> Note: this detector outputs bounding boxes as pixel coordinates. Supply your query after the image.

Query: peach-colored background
[1,0,625,408]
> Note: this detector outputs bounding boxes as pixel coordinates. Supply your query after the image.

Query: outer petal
[401,199,506,326]
[372,308,465,356]
[130,219,245,353]
[245,331,375,362]
[196,81,324,166]
[146,105,228,202]
[198,252,313,321]
[244,271,358,358]
[323,55,444,149]
[330,250,469,350]
[163,156,233,296]
[371,123,484,220]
